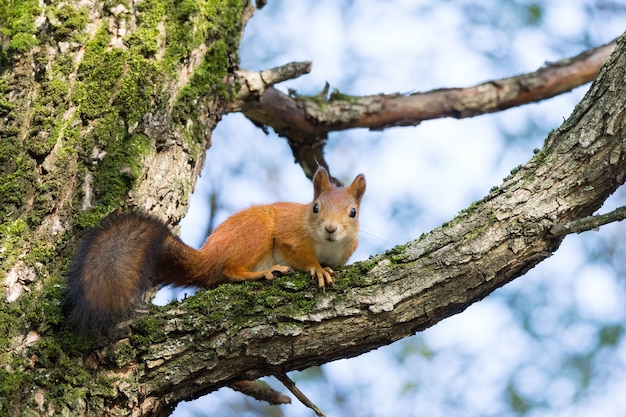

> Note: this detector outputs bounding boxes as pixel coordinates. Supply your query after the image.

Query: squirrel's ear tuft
[348,174,366,204]
[313,167,332,199]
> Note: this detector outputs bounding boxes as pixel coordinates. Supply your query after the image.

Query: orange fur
[65,168,366,334]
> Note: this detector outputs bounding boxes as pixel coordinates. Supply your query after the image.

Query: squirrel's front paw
[310,267,335,289]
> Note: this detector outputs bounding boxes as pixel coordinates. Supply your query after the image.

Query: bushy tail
[65,212,172,335]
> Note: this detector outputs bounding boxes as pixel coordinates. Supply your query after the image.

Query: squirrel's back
[65,212,172,334]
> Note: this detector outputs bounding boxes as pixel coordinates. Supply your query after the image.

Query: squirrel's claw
[310,267,335,289]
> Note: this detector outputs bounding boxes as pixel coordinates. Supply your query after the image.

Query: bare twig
[275,373,327,417]
[230,380,292,405]
[228,61,312,111]
[547,205,626,237]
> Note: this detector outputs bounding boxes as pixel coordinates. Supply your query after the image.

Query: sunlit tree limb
[238,39,616,178]
[242,40,615,131]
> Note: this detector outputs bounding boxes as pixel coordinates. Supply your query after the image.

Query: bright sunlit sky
[158,1,626,416]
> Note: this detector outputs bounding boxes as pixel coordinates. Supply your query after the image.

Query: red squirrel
[66,168,366,334]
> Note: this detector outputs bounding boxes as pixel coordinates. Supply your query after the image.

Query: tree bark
[0,1,624,415]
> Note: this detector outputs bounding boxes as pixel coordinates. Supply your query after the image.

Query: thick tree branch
[236,40,616,178]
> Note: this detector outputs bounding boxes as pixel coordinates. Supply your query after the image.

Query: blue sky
[159,1,626,416]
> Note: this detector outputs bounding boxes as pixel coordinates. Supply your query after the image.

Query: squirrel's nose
[325,224,337,234]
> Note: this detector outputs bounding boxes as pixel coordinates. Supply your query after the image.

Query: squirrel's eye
[313,203,319,214]
[349,207,357,218]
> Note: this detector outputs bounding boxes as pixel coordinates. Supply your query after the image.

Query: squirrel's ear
[348,174,366,204]
[313,167,332,199]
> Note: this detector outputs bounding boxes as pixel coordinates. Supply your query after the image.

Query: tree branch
[275,373,326,417]
[236,40,616,178]
[547,206,626,237]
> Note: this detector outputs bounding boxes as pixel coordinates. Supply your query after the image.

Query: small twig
[259,61,312,86]
[230,379,292,405]
[275,373,327,417]
[227,61,312,111]
[547,205,626,237]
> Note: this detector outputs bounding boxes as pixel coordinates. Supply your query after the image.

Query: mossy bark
[0,0,249,415]
[1,2,625,416]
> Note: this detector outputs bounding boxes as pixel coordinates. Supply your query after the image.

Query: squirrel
[65,167,366,334]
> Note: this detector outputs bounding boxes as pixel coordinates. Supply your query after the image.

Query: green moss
[59,327,99,356]
[129,27,160,57]
[47,77,70,106]
[130,313,168,349]
[27,335,92,403]
[0,302,23,348]
[24,274,65,329]
[116,56,159,125]
[186,283,264,330]
[107,339,136,368]
[0,316,94,414]
[0,142,36,221]
[91,131,153,209]
[0,0,251,412]
[131,0,166,57]
[503,164,524,182]
[334,260,380,288]
[91,375,118,398]
[179,273,320,332]
[54,52,76,76]
[522,145,553,182]
[382,243,410,263]
[0,0,40,60]
[169,0,247,121]
[59,0,247,214]
[74,33,128,121]
[8,31,38,52]
[173,38,233,123]
[0,219,30,275]
[47,4,89,42]
[72,206,112,232]
[329,88,359,104]
[0,82,14,116]
[162,0,205,70]
[459,200,482,217]
[0,368,29,411]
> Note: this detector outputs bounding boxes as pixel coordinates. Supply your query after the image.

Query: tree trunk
[1,1,625,416]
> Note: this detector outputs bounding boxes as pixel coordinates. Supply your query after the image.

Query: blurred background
[155,1,626,416]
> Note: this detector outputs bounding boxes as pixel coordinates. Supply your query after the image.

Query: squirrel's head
[308,167,366,249]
